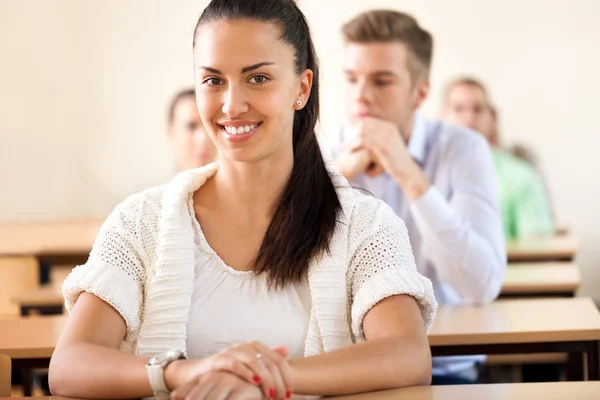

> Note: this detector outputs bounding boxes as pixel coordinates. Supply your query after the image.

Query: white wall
[0,0,210,220]
[1,1,599,300]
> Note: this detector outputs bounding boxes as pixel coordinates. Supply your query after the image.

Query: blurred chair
[0,257,39,317]
[0,354,11,397]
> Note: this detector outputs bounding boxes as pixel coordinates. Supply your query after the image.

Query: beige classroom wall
[1,1,599,301]
[0,0,209,220]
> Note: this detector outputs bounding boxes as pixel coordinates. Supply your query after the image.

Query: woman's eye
[249,75,269,85]
[203,77,223,87]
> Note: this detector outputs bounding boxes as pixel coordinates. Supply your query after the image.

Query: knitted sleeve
[347,196,437,342]
[62,190,160,340]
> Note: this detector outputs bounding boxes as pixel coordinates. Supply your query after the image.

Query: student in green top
[442,77,554,239]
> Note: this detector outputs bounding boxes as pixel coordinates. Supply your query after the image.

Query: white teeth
[224,124,257,135]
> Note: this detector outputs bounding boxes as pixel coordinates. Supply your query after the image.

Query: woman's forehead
[194,19,293,69]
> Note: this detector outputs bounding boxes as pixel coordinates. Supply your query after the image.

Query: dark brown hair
[167,88,195,125]
[342,10,433,83]
[194,0,342,288]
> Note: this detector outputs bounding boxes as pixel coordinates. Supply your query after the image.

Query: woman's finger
[262,354,287,400]
[171,376,202,400]
[204,374,236,400]
[184,372,220,400]
[252,343,292,398]
[224,348,276,399]
[210,355,257,385]
[228,379,264,400]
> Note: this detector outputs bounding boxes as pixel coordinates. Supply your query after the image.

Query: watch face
[149,350,183,366]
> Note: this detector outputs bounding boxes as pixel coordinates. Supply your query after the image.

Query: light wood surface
[7,382,600,400]
[330,382,600,400]
[0,315,67,359]
[0,219,102,257]
[11,287,63,309]
[0,354,10,398]
[2,299,599,359]
[429,297,600,346]
[506,234,577,262]
[485,352,567,365]
[9,266,70,316]
[501,262,581,295]
[0,257,39,317]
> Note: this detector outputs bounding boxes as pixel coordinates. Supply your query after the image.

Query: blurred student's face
[443,84,496,143]
[193,19,311,164]
[344,41,429,139]
[168,96,218,171]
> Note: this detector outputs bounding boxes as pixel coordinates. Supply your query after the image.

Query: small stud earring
[296,100,302,106]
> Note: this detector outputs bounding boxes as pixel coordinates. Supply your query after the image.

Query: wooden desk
[0,316,67,396]
[500,262,581,298]
[3,300,599,385]
[11,287,64,316]
[330,381,600,400]
[429,297,600,380]
[8,382,600,400]
[507,234,577,262]
[0,219,102,265]
[0,315,66,365]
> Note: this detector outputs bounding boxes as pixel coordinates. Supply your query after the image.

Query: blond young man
[329,10,506,383]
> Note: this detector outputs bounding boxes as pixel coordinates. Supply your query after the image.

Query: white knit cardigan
[63,163,437,357]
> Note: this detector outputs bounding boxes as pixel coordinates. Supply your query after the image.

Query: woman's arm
[290,295,431,396]
[49,293,154,399]
[50,293,292,399]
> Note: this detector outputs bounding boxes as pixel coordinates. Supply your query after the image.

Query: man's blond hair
[342,10,433,83]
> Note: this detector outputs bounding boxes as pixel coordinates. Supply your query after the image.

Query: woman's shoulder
[113,163,220,222]
[352,192,405,233]
[112,185,167,223]
[332,172,406,244]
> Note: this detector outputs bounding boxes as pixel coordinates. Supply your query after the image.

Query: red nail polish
[253,376,261,384]
[286,390,292,399]
[269,388,276,398]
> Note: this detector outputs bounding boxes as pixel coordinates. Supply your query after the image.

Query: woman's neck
[202,152,293,222]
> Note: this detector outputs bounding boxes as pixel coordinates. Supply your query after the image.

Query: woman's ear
[295,69,313,109]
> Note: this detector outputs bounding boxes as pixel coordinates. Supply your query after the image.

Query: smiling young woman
[48,1,437,400]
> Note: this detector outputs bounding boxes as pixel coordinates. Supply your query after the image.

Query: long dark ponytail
[194,0,342,288]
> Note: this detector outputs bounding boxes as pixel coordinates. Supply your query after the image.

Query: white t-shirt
[186,201,312,360]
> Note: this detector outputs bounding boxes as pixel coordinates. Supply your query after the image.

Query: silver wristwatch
[146,350,186,400]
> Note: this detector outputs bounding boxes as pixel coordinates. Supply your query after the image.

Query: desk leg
[587,341,599,380]
[21,369,32,396]
[566,351,584,381]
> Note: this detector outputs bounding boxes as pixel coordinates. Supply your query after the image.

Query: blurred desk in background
[0,219,102,265]
[329,382,600,400]
[0,315,67,396]
[500,262,581,298]
[507,234,577,262]
[428,297,600,381]
[11,287,64,317]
